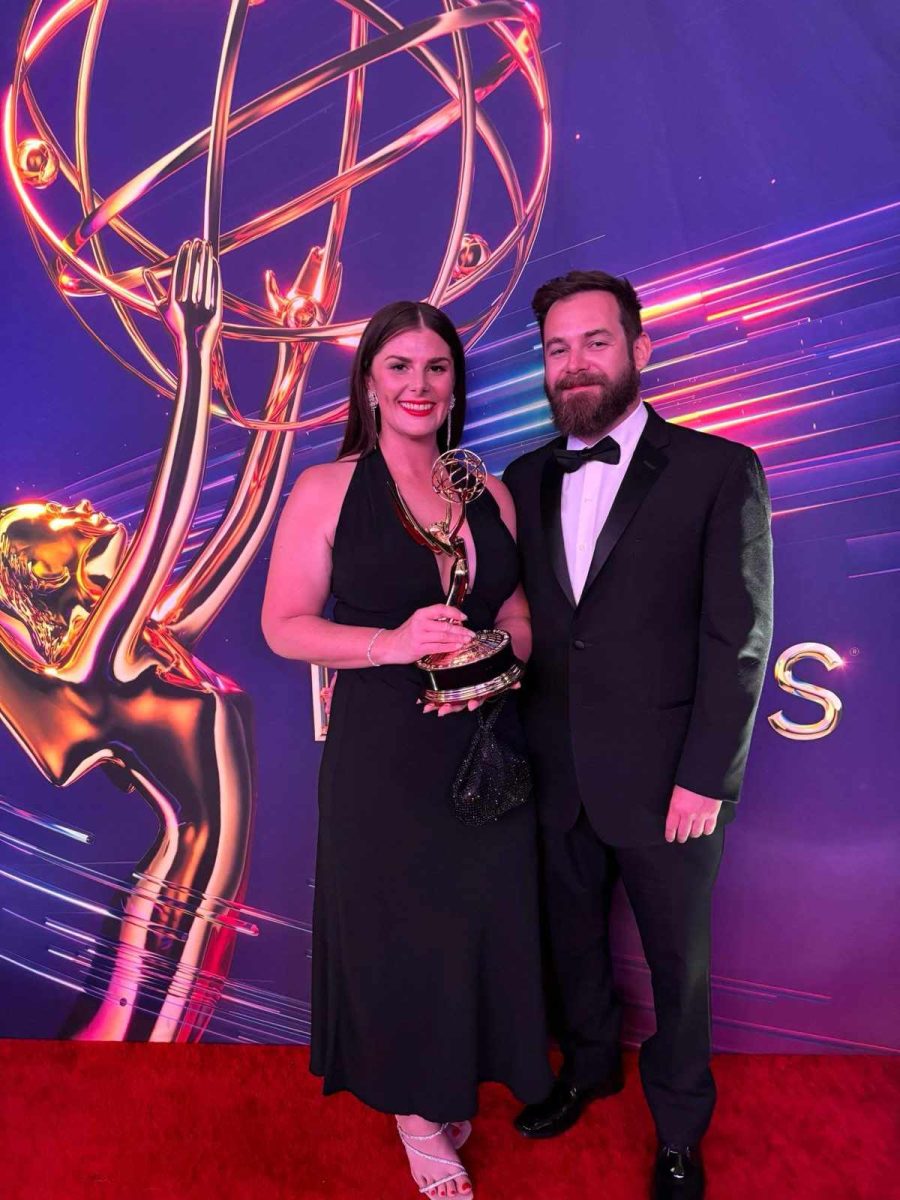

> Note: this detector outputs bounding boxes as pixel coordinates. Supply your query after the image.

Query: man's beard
[546,359,641,440]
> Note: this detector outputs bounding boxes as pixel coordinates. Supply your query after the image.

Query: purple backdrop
[1,0,898,1053]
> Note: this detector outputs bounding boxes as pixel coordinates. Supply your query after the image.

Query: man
[503,270,774,1199]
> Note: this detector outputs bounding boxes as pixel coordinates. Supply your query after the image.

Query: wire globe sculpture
[4,0,552,433]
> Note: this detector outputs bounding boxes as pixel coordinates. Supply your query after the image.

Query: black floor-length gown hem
[309,1075,553,1126]
[309,447,553,1120]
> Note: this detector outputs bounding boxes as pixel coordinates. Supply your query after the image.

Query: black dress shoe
[651,1144,705,1199]
[514,1071,624,1138]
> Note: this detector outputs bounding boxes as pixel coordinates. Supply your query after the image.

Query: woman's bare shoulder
[291,456,359,494]
[280,457,363,538]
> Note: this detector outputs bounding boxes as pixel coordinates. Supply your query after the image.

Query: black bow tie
[553,436,621,473]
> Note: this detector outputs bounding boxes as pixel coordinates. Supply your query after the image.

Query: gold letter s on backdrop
[768,642,844,741]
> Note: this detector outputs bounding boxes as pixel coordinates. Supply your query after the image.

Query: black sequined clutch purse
[451,695,533,827]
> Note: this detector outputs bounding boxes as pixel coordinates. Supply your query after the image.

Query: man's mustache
[554,371,608,393]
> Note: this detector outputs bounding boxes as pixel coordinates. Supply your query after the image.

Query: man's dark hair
[531,270,643,345]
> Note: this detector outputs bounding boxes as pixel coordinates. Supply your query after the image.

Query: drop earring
[445,399,456,448]
[367,389,380,443]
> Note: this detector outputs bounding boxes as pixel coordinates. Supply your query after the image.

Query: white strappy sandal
[396,1119,473,1197]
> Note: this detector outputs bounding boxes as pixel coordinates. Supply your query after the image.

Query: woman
[262,301,552,1197]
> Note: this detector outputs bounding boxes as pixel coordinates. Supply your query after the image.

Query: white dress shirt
[561,401,649,603]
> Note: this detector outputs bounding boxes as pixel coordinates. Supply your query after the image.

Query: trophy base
[418,628,522,704]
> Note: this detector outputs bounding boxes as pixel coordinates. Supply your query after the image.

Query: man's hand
[665,784,722,843]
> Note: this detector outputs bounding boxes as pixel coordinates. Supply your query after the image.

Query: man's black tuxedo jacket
[503,403,774,847]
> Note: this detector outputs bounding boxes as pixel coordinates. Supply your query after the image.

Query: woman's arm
[261,464,473,669]
[261,464,375,668]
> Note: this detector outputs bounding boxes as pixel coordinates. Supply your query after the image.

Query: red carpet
[0,1043,897,1199]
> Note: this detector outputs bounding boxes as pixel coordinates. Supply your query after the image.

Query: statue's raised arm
[66,239,222,684]
[152,245,342,649]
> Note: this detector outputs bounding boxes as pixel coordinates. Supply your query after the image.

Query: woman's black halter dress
[309,447,552,1120]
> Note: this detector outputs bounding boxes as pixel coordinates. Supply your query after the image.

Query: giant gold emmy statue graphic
[1,0,550,1040]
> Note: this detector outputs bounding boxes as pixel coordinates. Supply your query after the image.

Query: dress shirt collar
[566,399,648,458]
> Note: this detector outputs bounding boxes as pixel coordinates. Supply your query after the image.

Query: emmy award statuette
[387,449,523,705]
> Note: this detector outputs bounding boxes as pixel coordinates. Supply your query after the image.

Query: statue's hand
[145,238,223,351]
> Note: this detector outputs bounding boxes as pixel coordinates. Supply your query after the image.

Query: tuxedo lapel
[540,440,576,609]
[579,404,671,603]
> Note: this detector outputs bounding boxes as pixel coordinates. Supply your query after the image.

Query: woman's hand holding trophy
[388,449,524,716]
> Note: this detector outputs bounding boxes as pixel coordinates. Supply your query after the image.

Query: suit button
[573,638,586,650]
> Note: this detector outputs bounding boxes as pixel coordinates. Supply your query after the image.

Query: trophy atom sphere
[5,0,552,432]
[432,449,488,507]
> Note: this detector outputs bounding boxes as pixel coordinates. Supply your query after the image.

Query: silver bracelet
[366,627,387,667]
